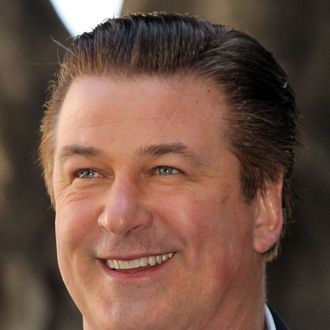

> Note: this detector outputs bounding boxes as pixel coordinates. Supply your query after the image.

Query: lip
[98,252,175,280]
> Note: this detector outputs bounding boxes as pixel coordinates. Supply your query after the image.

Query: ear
[253,178,284,254]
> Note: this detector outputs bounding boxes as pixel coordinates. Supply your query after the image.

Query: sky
[49,0,124,36]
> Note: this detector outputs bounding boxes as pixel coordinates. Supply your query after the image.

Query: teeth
[113,260,119,269]
[149,256,156,266]
[105,253,174,270]
[140,257,148,267]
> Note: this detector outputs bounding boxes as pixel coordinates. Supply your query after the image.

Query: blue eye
[76,169,99,179]
[154,166,179,176]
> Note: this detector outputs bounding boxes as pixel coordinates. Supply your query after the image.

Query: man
[39,13,297,330]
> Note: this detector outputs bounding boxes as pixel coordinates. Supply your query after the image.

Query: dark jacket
[270,307,290,330]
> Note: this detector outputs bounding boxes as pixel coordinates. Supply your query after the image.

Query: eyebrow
[137,142,208,166]
[57,142,207,166]
[58,144,104,163]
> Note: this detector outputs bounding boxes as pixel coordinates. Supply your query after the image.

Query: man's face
[53,75,264,330]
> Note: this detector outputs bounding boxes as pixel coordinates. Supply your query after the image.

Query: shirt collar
[264,305,276,330]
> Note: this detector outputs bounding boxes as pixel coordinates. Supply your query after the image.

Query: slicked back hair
[40,13,298,259]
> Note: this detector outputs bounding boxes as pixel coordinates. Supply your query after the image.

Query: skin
[52,74,283,330]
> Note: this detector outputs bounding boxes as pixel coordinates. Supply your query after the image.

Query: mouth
[104,252,174,271]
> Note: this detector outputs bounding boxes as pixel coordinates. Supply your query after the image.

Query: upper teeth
[105,253,174,270]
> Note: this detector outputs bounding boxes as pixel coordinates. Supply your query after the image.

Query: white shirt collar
[264,305,276,330]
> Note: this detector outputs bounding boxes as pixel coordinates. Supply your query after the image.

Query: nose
[98,178,153,235]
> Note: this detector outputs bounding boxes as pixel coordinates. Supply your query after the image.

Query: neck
[199,261,266,330]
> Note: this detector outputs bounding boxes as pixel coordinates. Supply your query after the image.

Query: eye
[153,166,180,176]
[75,168,101,179]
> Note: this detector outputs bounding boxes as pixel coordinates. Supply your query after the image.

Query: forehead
[55,74,230,155]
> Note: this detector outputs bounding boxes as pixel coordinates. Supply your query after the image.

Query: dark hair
[40,12,298,259]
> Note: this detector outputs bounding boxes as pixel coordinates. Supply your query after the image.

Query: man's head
[40,13,297,330]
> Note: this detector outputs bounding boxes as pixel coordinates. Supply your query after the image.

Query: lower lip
[98,256,174,280]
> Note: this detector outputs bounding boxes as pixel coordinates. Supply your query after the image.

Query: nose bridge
[98,176,152,235]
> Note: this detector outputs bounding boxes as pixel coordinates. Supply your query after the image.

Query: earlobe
[253,179,284,255]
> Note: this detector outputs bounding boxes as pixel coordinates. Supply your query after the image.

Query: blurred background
[0,0,329,329]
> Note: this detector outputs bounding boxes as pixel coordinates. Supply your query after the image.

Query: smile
[105,253,174,270]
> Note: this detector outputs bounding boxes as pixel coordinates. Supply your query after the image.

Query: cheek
[161,192,234,243]
[55,200,100,270]
[56,193,102,238]
[56,206,85,249]
[159,190,255,266]
[55,202,103,300]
